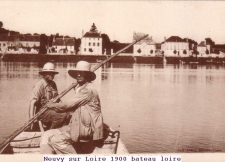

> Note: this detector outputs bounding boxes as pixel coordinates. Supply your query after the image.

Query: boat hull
[1,124,128,154]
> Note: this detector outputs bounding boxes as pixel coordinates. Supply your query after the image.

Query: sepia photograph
[0,1,225,161]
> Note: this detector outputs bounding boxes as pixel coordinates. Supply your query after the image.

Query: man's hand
[46,100,55,109]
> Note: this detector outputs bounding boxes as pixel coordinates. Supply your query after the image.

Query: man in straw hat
[29,62,69,130]
[40,60,104,154]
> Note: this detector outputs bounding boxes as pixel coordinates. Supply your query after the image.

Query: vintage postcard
[0,1,225,162]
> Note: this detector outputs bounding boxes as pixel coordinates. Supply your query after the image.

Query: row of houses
[0,34,40,54]
[133,34,225,58]
[0,34,76,55]
[0,23,224,58]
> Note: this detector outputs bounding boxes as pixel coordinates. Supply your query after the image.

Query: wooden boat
[0,124,128,154]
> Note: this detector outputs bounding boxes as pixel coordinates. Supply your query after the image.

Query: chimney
[82,30,84,37]
[186,37,188,42]
[164,37,166,42]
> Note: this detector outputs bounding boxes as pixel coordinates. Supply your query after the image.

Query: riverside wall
[1,54,225,64]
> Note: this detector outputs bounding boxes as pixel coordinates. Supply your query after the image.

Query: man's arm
[47,88,92,112]
[29,99,37,119]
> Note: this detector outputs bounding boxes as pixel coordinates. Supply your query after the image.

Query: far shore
[1,53,225,65]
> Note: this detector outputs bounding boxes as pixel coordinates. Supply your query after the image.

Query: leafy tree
[55,33,60,39]
[52,47,56,53]
[183,50,187,54]
[0,28,8,34]
[206,49,209,54]
[173,50,177,54]
[90,23,97,32]
[0,21,3,28]
[101,33,111,54]
[75,38,81,54]
[137,48,141,53]
[27,47,31,52]
[48,35,54,47]
[39,34,48,54]
[205,38,215,46]
[150,50,153,54]
[111,42,133,54]
[214,49,220,54]
[192,49,199,58]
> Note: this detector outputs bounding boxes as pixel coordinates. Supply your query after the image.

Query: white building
[19,35,40,54]
[133,32,156,56]
[161,36,190,57]
[80,23,102,55]
[0,34,40,54]
[197,41,210,57]
[49,37,75,54]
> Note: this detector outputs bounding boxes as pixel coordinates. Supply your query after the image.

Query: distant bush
[137,48,141,53]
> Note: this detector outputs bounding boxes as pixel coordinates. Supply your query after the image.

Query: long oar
[0,34,148,153]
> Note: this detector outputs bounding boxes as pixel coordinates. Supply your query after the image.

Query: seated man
[40,60,104,154]
[29,62,69,130]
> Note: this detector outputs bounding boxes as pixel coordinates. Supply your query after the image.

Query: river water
[1,61,225,153]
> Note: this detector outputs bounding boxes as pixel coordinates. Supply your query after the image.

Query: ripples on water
[1,62,225,153]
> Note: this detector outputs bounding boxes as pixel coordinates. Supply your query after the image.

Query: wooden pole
[0,34,148,153]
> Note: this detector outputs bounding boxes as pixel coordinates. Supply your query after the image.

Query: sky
[0,1,225,44]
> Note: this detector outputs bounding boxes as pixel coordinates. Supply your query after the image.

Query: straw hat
[39,62,59,75]
[68,61,96,82]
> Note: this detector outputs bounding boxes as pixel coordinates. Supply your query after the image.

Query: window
[0,43,1,46]
[89,43,91,46]
[84,48,86,51]
[93,43,95,46]
[97,43,99,46]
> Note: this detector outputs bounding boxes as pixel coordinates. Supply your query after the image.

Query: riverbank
[1,54,225,64]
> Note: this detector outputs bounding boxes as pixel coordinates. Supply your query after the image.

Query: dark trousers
[40,109,69,129]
